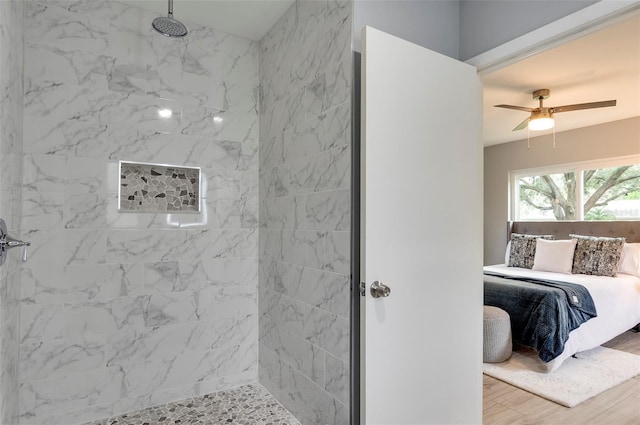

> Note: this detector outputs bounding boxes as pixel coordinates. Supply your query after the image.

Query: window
[511,157,640,221]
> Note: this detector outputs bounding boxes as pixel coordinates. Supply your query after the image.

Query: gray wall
[460,0,598,60]
[0,1,24,423]
[258,1,352,424]
[484,117,640,265]
[353,0,460,58]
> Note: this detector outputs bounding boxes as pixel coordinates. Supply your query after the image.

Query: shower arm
[168,0,174,18]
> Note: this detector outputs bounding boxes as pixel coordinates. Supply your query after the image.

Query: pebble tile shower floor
[84,384,300,425]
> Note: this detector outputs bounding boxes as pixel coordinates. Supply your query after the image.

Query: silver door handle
[371,281,391,298]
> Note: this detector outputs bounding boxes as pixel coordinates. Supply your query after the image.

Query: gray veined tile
[64,229,107,265]
[282,114,325,164]
[143,291,198,327]
[22,191,64,230]
[325,353,349,405]
[280,230,327,269]
[20,303,65,344]
[323,101,351,150]
[295,188,350,232]
[324,231,350,275]
[26,1,110,55]
[22,153,67,192]
[19,367,124,423]
[63,295,148,339]
[303,306,349,362]
[274,261,350,318]
[261,323,325,386]
[19,334,107,382]
[288,145,351,195]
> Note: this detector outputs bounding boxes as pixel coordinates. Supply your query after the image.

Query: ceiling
[119,0,295,41]
[482,13,640,146]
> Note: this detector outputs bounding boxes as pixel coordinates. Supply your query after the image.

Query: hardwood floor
[483,331,640,425]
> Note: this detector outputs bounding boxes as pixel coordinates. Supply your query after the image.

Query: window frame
[509,154,640,221]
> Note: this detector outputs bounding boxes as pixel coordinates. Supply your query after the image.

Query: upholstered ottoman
[483,306,512,363]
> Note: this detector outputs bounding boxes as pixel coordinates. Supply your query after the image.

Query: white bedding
[484,264,640,372]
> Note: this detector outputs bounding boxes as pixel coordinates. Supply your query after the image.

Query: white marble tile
[288,145,350,195]
[22,153,66,192]
[135,257,258,295]
[62,264,141,302]
[120,335,257,398]
[280,230,327,269]
[63,296,147,339]
[282,114,324,164]
[64,229,107,265]
[143,291,197,327]
[64,193,173,229]
[295,188,350,231]
[19,334,106,381]
[26,1,110,55]
[303,307,349,362]
[260,287,308,338]
[323,101,351,150]
[273,261,349,318]
[261,195,296,230]
[325,353,349,405]
[196,285,256,322]
[19,367,123,424]
[259,345,348,425]
[261,322,324,386]
[22,191,64,230]
[323,231,350,275]
[105,229,208,263]
[21,303,64,344]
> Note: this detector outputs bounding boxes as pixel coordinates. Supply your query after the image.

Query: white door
[361,26,483,424]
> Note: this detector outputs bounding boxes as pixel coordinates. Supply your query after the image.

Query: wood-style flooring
[483,330,640,425]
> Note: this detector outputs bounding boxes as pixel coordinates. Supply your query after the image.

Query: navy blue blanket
[483,271,597,362]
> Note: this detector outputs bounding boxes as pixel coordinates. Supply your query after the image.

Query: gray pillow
[508,233,555,269]
[570,234,625,277]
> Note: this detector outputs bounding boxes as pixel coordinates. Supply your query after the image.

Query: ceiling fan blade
[512,117,529,131]
[495,104,535,113]
[552,100,616,113]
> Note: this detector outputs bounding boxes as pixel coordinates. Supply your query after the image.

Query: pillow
[508,233,555,269]
[532,238,577,274]
[617,243,640,277]
[504,240,511,264]
[570,234,626,277]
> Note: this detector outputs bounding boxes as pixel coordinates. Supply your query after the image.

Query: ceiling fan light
[528,117,555,131]
[528,108,554,131]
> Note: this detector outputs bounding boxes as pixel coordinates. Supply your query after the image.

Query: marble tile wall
[21,1,259,424]
[0,0,25,423]
[258,1,352,424]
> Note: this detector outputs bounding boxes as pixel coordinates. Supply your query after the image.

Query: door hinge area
[359,282,366,297]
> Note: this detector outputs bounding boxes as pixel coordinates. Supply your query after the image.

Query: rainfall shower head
[152,0,187,38]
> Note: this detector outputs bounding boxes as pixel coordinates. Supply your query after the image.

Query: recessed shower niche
[118,161,201,213]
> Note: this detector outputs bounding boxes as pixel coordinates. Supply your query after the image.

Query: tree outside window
[516,164,640,221]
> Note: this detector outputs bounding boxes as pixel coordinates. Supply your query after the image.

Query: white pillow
[504,240,511,264]
[532,238,577,274]
[618,243,640,277]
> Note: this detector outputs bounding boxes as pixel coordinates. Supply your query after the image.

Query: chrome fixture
[152,0,188,38]
[370,281,391,298]
[0,219,30,265]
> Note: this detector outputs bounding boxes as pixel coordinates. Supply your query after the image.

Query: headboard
[508,221,640,243]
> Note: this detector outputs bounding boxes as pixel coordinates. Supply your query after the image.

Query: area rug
[483,346,640,407]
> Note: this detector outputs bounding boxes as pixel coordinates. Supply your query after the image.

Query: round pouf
[483,306,512,363]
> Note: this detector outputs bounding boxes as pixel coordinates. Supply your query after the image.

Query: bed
[484,221,640,373]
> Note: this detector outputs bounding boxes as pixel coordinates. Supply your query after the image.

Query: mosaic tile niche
[119,161,200,213]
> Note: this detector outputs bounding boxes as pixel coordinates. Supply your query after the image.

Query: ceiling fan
[495,89,616,131]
